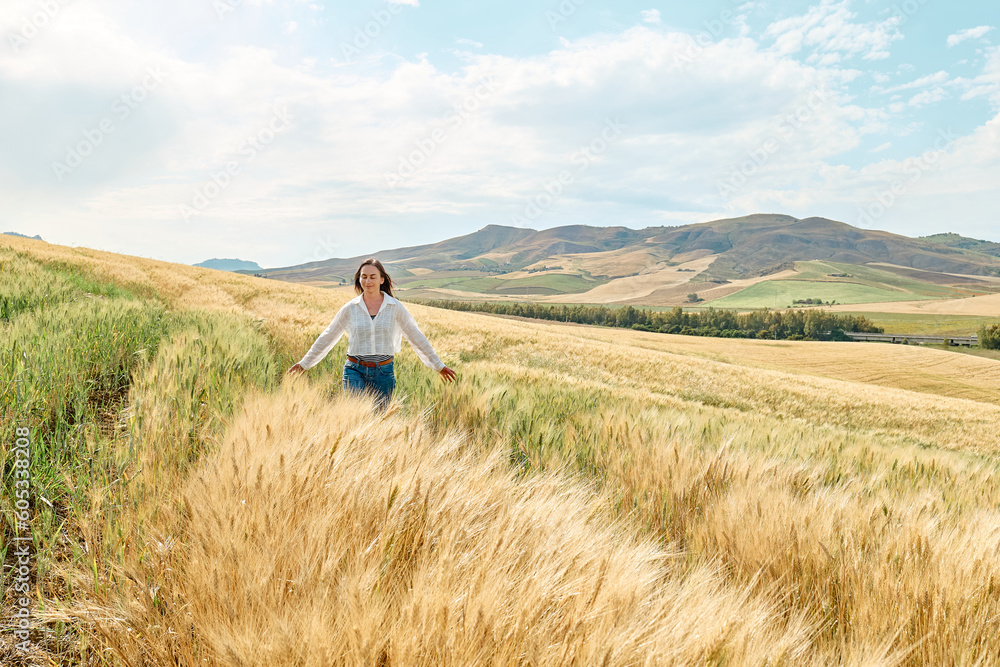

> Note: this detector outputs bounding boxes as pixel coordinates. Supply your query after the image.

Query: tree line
[413,300,884,341]
[980,324,1000,350]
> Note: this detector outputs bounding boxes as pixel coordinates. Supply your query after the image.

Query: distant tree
[412,300,883,342]
[686,293,702,303]
[979,324,1000,350]
[829,328,850,342]
[616,306,638,327]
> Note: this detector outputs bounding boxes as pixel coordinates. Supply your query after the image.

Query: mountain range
[3,231,44,241]
[260,215,997,277]
[195,258,263,272]
[246,215,1000,308]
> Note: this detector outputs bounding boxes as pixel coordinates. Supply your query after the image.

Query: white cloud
[640,9,661,25]
[0,4,165,86]
[834,112,1000,236]
[952,46,1000,108]
[283,21,298,35]
[947,26,994,48]
[868,142,891,153]
[456,38,484,48]
[1,19,870,263]
[809,52,842,66]
[2,0,998,264]
[909,87,947,107]
[876,70,950,94]
[764,0,902,62]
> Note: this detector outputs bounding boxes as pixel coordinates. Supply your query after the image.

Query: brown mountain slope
[659,216,999,279]
[261,224,666,283]
[256,215,1000,285]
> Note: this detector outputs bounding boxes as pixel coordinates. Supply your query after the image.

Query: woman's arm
[287,305,350,373]
[396,304,455,382]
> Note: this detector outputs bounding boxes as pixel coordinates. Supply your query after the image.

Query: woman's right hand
[286,363,305,375]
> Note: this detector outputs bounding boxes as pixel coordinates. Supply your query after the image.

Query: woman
[287,258,456,408]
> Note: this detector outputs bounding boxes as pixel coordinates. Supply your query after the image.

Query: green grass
[394,271,491,291]
[708,279,935,308]
[0,250,284,640]
[397,275,475,290]
[0,249,143,322]
[397,271,604,295]
[488,273,601,294]
[786,261,978,298]
[829,311,1000,336]
[1,297,168,607]
[921,232,1000,259]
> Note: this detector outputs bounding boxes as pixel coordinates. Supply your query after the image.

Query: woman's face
[359,265,382,293]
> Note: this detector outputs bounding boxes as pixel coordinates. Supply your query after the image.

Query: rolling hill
[255,215,1000,307]
[921,232,1000,259]
[258,223,648,281]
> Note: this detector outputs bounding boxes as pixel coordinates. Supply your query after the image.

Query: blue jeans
[342,360,395,410]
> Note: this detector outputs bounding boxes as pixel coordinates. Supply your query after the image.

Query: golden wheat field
[3,233,1000,665]
[828,291,1000,317]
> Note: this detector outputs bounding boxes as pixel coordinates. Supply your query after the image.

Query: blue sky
[0,0,997,267]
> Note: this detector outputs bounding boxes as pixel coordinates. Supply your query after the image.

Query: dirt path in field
[535,255,719,304]
[625,269,800,306]
[403,287,526,301]
[400,262,801,306]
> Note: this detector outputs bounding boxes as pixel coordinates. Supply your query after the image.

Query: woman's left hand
[439,366,457,383]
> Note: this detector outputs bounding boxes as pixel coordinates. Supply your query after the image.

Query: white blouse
[297,294,445,371]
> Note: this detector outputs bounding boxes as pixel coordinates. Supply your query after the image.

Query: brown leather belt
[347,355,393,368]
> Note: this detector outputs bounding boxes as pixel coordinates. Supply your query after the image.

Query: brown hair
[353,258,394,297]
